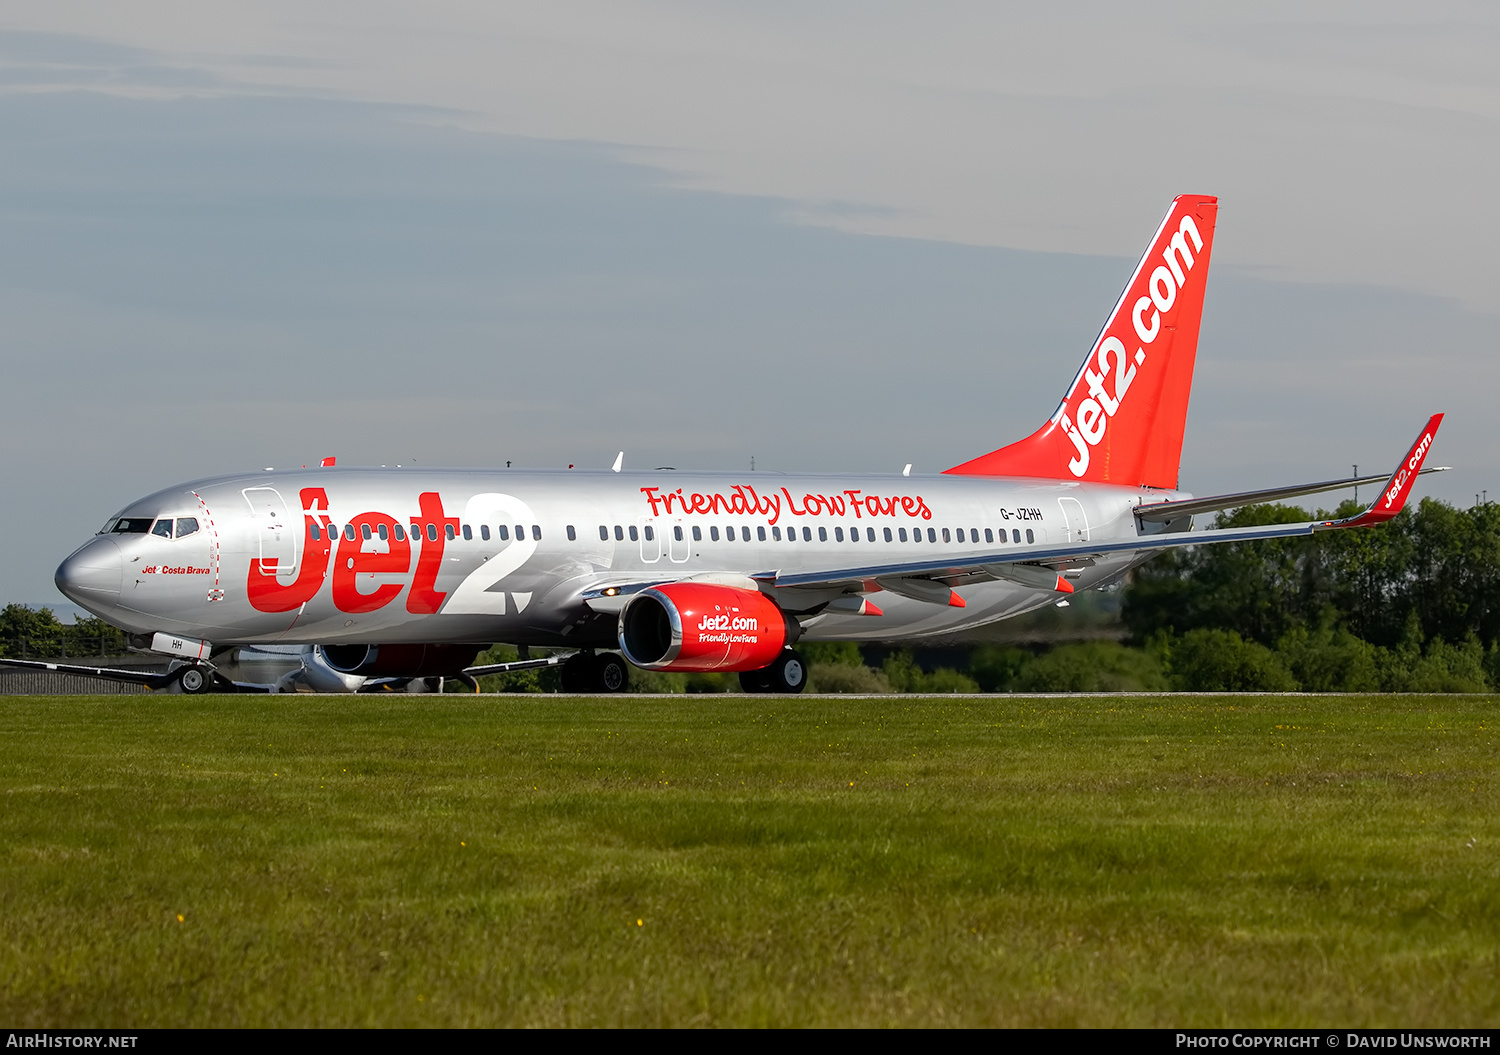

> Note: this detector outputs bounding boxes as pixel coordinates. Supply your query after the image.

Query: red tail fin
[946,194,1219,488]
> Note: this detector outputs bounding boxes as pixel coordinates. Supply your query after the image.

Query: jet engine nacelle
[618,583,793,672]
[319,643,483,677]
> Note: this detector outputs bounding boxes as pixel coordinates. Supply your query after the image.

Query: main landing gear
[559,651,631,694]
[738,649,808,694]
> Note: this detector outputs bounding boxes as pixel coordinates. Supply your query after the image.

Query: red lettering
[406,492,459,615]
[331,513,411,613]
[247,488,333,613]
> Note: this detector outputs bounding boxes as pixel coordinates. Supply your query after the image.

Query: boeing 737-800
[13,195,1445,693]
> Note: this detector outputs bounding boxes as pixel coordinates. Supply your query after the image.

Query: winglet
[1325,414,1443,529]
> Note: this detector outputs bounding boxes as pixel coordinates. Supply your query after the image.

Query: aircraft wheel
[593,653,630,693]
[178,666,210,694]
[738,668,773,693]
[766,650,808,694]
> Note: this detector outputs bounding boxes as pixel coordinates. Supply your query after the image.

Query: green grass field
[1,692,1496,1027]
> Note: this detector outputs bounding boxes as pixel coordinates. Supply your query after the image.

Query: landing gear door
[243,487,298,576]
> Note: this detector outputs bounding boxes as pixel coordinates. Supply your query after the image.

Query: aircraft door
[1058,497,1089,543]
[638,517,662,564]
[243,487,298,576]
[668,519,690,563]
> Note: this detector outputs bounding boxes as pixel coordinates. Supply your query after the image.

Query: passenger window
[615,525,624,541]
[599,526,609,541]
[1012,529,1021,543]
[426,524,437,542]
[867,527,876,542]
[175,518,199,538]
[445,525,456,541]
[362,524,373,541]
[757,526,766,541]
[912,528,920,543]
[834,526,844,541]
[151,520,173,538]
[346,525,359,542]
[942,528,950,543]
[927,528,937,543]
[711,526,720,542]
[410,523,420,540]
[802,527,811,542]
[985,528,994,543]
[531,525,541,541]
[692,526,702,541]
[1026,529,1034,544]
[644,525,654,541]
[723,525,733,541]
[900,527,908,542]
[674,526,684,541]
[567,525,577,541]
[884,527,892,542]
[394,524,405,541]
[514,525,524,540]
[378,524,389,541]
[309,524,322,541]
[498,525,510,541]
[479,525,489,541]
[629,526,638,542]
[462,525,472,541]
[818,527,827,542]
[772,526,781,541]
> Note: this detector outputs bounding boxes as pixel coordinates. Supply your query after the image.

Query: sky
[2,3,1496,610]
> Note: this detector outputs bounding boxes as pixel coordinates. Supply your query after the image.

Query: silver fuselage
[56,468,1185,647]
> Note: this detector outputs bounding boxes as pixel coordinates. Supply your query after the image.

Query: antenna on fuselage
[903,464,912,477]
[612,451,624,473]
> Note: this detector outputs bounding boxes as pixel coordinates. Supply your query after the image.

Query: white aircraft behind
[12,195,1445,693]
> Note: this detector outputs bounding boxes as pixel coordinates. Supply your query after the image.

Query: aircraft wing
[0,656,246,691]
[463,653,573,677]
[0,651,577,694]
[1134,467,1447,522]
[773,414,1445,599]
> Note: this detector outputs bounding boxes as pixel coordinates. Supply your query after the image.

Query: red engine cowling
[319,643,482,677]
[618,583,792,672]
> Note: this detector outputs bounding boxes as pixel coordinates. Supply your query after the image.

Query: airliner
[9,195,1445,693]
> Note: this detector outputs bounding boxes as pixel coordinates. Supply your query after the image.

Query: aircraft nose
[55,536,123,604]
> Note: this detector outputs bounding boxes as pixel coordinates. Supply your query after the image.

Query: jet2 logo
[1384,430,1434,509]
[247,490,467,616]
[1056,213,1205,477]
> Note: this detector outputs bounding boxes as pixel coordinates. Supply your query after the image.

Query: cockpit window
[175,517,199,538]
[109,518,154,534]
[151,520,174,538]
